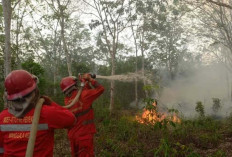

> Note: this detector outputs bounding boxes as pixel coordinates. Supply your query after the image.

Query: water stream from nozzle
[96,73,152,83]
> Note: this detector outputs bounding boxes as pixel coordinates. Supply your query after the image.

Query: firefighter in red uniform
[60,74,104,157]
[0,70,76,157]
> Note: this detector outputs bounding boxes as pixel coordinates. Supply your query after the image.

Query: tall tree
[13,0,29,68]
[187,0,232,99]
[128,0,140,107]
[2,0,12,77]
[84,0,132,112]
[134,0,188,79]
[2,0,21,77]
[131,23,138,107]
[188,1,232,67]
[45,0,73,76]
[57,0,72,76]
[132,0,165,97]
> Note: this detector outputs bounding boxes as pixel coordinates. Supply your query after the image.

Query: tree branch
[12,0,21,10]
[83,0,97,10]
[79,9,100,20]
[206,0,232,9]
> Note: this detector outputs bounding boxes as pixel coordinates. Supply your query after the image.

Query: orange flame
[136,101,181,124]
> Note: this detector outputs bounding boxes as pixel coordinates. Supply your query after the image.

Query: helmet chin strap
[8,88,40,118]
[64,85,78,97]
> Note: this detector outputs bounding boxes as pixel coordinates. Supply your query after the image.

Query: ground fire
[136,101,181,124]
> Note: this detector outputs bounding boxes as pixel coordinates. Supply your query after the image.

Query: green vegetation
[1,0,232,157]
[53,101,232,157]
[212,98,222,115]
[195,101,205,118]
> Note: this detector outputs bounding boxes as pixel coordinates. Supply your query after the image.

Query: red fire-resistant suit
[64,79,104,157]
[0,100,76,157]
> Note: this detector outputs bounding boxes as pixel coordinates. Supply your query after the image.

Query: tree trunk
[135,70,138,107]
[141,43,147,97]
[225,65,230,99]
[16,19,21,68]
[135,77,138,107]
[53,66,57,95]
[15,1,25,69]
[140,30,148,98]
[53,38,59,96]
[131,23,138,107]
[230,77,232,101]
[231,82,232,101]
[15,0,28,69]
[109,52,115,113]
[58,2,72,76]
[2,0,12,77]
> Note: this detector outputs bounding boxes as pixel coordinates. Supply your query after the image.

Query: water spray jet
[96,73,152,84]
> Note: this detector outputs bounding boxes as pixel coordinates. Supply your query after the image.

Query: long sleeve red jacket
[0,101,76,157]
[64,80,104,140]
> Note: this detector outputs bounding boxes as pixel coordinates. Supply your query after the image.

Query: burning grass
[93,106,232,157]
[136,100,181,125]
[53,105,232,156]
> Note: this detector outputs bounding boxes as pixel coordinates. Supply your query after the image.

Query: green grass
[53,108,232,157]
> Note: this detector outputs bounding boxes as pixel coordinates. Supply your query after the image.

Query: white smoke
[159,63,232,117]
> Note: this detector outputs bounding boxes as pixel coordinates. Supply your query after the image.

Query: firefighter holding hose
[0,70,76,157]
[60,73,104,157]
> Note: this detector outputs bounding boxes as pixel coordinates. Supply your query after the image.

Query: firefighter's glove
[40,95,52,105]
[82,73,93,82]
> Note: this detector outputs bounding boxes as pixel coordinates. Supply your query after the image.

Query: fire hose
[25,98,45,157]
[63,82,84,109]
[25,74,95,153]
[25,74,95,155]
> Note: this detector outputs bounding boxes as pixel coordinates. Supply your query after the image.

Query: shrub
[212,98,222,115]
[153,138,200,157]
[195,101,205,117]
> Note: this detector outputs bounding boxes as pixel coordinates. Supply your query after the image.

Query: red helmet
[4,70,37,100]
[60,76,77,92]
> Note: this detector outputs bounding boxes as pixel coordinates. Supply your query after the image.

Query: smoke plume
[159,63,232,117]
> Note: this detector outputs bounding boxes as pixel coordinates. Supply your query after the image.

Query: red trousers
[69,135,94,157]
